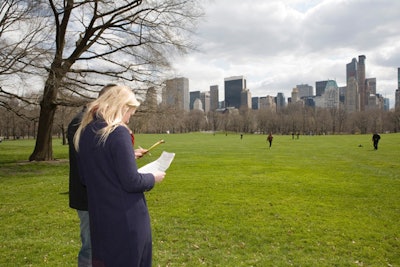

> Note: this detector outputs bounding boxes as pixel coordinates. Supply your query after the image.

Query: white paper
[138,151,175,173]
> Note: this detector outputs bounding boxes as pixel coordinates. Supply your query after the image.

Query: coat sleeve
[108,126,155,193]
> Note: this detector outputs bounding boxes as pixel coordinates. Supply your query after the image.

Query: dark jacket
[77,118,155,267]
[68,108,88,210]
[372,133,380,142]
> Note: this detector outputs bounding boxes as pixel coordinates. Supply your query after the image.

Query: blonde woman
[74,85,165,267]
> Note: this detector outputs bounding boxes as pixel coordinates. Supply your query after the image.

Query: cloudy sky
[170,0,400,108]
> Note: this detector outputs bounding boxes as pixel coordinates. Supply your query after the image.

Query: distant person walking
[372,133,381,150]
[267,133,273,148]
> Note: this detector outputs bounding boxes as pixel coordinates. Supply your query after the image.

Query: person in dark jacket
[267,133,273,148]
[74,85,165,267]
[68,84,119,267]
[68,107,92,267]
[372,133,381,150]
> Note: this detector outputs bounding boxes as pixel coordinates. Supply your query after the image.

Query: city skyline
[168,0,400,109]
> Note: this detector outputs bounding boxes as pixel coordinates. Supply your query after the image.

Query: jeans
[77,210,92,267]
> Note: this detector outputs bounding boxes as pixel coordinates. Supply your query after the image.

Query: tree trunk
[28,102,56,161]
[29,80,59,161]
[61,124,67,146]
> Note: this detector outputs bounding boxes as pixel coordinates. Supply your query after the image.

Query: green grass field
[0,133,399,266]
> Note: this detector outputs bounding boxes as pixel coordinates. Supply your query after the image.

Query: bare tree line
[1,93,400,144]
[131,104,400,135]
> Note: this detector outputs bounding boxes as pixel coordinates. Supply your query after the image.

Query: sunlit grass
[0,133,399,266]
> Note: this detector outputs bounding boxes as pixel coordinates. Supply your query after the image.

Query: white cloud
[170,0,400,107]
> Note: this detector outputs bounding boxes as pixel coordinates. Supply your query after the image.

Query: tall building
[398,68,400,89]
[339,86,346,105]
[304,97,315,108]
[346,57,359,112]
[189,91,201,110]
[395,89,400,110]
[366,94,384,110]
[240,89,251,109]
[252,97,260,110]
[259,96,276,112]
[193,98,203,111]
[314,80,339,109]
[315,81,328,96]
[365,77,377,110]
[346,58,358,83]
[296,84,313,98]
[357,55,367,111]
[291,88,300,103]
[224,76,246,109]
[396,68,400,110]
[163,77,189,111]
[365,78,376,95]
[345,77,359,113]
[275,92,286,111]
[325,80,340,109]
[384,98,390,111]
[346,56,375,112]
[209,85,219,111]
[200,91,210,113]
[141,87,158,111]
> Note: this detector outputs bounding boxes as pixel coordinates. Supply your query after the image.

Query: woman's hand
[152,171,166,183]
[134,147,148,159]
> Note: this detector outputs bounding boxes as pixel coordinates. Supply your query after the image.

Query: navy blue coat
[77,118,155,267]
[68,108,88,210]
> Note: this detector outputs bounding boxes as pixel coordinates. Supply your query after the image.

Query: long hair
[74,85,140,151]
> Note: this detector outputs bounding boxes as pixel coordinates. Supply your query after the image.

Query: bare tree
[0,0,50,124]
[386,109,400,133]
[0,0,202,160]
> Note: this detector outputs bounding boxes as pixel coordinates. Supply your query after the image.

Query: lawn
[0,133,399,266]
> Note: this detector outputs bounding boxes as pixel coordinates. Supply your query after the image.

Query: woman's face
[123,107,136,124]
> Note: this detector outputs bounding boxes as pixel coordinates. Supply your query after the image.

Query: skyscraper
[357,55,367,111]
[240,89,251,109]
[296,84,313,98]
[200,91,210,113]
[224,76,246,109]
[396,68,400,110]
[365,78,376,100]
[189,91,201,110]
[398,68,400,89]
[275,92,286,111]
[252,97,260,110]
[345,58,359,112]
[395,89,400,110]
[210,85,219,111]
[315,81,328,96]
[291,88,300,103]
[346,58,358,82]
[314,80,339,109]
[260,96,276,112]
[163,77,189,111]
[142,87,158,112]
[345,77,359,113]
[193,98,203,111]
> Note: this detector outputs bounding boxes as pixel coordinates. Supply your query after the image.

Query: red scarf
[130,133,135,146]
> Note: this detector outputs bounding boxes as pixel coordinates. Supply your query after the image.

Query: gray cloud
[171,0,400,107]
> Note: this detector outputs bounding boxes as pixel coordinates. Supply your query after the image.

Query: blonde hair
[74,85,140,151]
